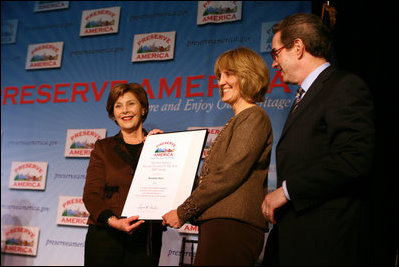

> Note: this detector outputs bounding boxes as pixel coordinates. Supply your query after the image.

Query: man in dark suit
[261,13,375,265]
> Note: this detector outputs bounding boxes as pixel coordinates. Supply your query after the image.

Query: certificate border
[154,129,209,189]
[122,129,208,221]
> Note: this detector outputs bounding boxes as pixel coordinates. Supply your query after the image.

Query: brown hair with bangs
[214,47,270,103]
[106,83,149,123]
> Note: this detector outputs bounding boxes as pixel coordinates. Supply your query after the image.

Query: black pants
[84,223,163,266]
[194,218,265,266]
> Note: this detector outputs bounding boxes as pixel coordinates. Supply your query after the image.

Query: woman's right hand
[108,215,145,234]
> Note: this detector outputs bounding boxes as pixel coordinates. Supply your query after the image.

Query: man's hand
[262,187,288,224]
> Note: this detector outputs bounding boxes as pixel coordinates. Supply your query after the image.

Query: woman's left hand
[162,209,183,229]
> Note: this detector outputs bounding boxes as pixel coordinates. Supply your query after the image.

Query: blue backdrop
[1,1,311,265]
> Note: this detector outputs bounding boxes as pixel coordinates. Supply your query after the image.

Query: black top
[125,142,143,159]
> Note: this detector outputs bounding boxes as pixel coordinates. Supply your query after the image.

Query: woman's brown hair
[106,83,149,123]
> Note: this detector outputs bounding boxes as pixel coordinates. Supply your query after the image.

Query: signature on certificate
[137,203,158,211]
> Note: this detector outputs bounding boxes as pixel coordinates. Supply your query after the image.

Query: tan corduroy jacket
[177,105,273,231]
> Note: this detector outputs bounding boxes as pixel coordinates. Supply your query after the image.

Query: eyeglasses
[270,46,285,60]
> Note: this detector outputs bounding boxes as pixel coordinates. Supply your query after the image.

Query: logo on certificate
[153,141,176,158]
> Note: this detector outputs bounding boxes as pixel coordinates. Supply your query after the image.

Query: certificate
[122,129,208,220]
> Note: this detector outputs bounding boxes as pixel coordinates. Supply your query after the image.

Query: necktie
[291,87,305,113]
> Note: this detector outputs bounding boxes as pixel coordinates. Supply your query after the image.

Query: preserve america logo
[25,41,64,70]
[1,225,40,256]
[131,31,176,62]
[56,196,89,227]
[197,1,242,25]
[80,6,121,36]
[64,129,106,157]
[1,19,18,44]
[9,161,48,190]
[153,141,176,158]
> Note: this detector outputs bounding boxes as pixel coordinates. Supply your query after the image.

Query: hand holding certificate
[122,129,207,220]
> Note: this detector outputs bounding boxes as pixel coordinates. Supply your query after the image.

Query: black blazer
[271,66,375,265]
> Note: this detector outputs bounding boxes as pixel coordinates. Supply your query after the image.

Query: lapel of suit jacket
[278,66,334,145]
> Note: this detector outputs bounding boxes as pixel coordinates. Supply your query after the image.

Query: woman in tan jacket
[162,47,273,266]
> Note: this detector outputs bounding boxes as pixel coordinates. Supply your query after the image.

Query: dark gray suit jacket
[270,66,375,265]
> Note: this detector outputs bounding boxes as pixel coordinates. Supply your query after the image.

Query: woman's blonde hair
[214,47,270,103]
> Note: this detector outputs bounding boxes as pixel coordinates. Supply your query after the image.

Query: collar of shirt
[299,62,331,95]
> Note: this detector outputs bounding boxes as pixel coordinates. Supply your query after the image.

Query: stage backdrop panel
[1,1,310,265]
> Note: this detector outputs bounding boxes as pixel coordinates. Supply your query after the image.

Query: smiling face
[214,47,270,114]
[218,69,243,107]
[271,31,300,85]
[113,92,144,134]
